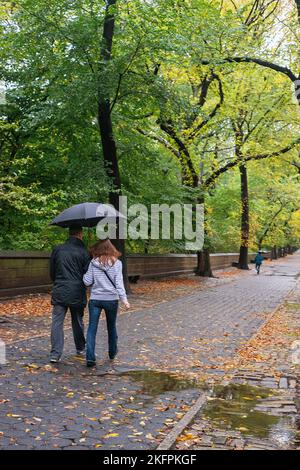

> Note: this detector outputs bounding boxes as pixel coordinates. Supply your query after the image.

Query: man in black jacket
[49,225,91,363]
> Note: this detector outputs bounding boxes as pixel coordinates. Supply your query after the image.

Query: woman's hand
[123,300,130,309]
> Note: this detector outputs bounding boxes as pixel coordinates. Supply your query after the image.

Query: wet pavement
[0,254,299,449]
[174,375,300,450]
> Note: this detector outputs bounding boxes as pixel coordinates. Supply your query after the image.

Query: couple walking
[49,226,130,367]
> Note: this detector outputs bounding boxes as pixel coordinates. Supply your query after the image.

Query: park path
[0,254,299,449]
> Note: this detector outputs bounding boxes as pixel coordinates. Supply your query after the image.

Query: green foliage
[0,0,299,252]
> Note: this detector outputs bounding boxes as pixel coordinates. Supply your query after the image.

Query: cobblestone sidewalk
[174,269,300,451]
[0,254,299,449]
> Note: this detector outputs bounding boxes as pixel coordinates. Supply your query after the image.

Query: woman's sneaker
[50,357,61,364]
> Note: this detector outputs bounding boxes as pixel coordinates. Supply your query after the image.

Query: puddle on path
[110,370,299,448]
[119,369,206,395]
[203,384,278,438]
[202,383,299,447]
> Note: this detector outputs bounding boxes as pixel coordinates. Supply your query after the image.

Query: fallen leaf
[176,433,197,442]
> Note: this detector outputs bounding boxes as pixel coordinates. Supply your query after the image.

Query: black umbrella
[49,202,125,228]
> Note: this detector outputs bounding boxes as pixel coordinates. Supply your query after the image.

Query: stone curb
[156,391,212,450]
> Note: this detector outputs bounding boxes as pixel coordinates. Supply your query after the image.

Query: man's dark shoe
[86,361,96,368]
[76,348,86,356]
[109,347,118,361]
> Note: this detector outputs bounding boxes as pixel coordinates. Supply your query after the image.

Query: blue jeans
[86,299,118,363]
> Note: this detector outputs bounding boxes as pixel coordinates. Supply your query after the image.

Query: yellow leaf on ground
[237,427,249,432]
[176,433,197,442]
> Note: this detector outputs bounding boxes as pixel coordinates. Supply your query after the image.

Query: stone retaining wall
[0,251,270,298]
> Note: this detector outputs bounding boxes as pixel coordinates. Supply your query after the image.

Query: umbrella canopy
[49,202,125,228]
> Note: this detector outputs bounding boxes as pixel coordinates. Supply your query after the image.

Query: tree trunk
[295,0,300,22]
[98,0,131,292]
[279,247,284,257]
[271,246,278,259]
[97,101,131,292]
[196,248,213,277]
[195,195,213,277]
[238,163,249,269]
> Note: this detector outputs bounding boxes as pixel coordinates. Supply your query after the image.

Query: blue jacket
[254,253,264,265]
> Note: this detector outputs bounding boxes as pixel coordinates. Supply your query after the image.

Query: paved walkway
[0,255,299,449]
[175,281,300,450]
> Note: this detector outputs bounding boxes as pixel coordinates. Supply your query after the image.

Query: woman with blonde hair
[83,239,130,367]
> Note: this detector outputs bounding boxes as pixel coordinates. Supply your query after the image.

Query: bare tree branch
[188,74,224,141]
[136,127,180,158]
[110,37,143,112]
[204,135,300,187]
[200,57,298,82]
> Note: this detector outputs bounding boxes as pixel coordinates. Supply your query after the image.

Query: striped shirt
[83,258,127,302]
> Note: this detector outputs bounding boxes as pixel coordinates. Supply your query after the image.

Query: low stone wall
[0,251,51,297]
[0,251,271,299]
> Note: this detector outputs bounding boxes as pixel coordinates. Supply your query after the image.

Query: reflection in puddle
[120,369,206,395]
[204,384,278,438]
[203,384,297,446]
[213,383,272,401]
[268,419,297,447]
[121,371,299,448]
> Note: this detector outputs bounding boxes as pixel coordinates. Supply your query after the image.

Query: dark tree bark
[271,246,278,259]
[238,162,250,269]
[194,194,213,277]
[231,119,249,270]
[150,76,224,278]
[200,57,297,83]
[97,0,131,292]
[196,247,213,277]
[204,136,300,188]
[279,247,284,257]
[156,118,214,277]
[295,0,300,23]
[257,203,283,253]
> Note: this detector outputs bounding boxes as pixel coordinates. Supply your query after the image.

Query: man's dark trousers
[49,236,91,360]
[51,304,86,360]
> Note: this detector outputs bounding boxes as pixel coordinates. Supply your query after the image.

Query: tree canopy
[0,0,299,256]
